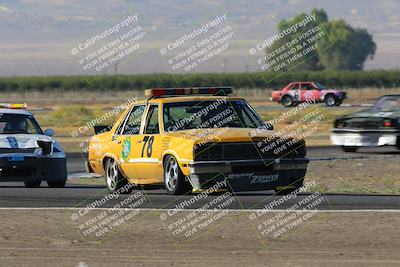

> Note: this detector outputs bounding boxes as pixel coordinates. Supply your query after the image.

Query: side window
[144,105,159,134]
[121,105,145,135]
[289,83,299,90]
[300,84,310,90]
[26,118,37,134]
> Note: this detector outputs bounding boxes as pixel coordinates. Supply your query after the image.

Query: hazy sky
[0,0,399,76]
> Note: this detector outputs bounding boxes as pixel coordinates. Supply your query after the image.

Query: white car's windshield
[0,113,43,134]
[374,96,400,112]
[163,100,264,132]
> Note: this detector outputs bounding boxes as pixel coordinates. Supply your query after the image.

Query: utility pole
[222,59,227,73]
[114,63,118,75]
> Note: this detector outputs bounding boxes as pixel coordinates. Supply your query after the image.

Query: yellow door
[117,105,146,182]
[128,104,163,184]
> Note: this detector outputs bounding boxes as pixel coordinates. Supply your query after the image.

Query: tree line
[0,70,399,91]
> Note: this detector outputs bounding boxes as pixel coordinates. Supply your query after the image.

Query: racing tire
[324,94,337,107]
[281,95,294,107]
[47,180,66,188]
[164,155,192,195]
[24,180,41,188]
[342,146,358,153]
[105,158,133,194]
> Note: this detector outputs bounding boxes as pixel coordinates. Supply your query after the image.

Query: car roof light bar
[145,87,233,98]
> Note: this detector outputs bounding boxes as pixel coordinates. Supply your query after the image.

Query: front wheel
[164,155,192,195]
[325,94,337,106]
[105,158,133,194]
[281,95,294,107]
[342,146,358,153]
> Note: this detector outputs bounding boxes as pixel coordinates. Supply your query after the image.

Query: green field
[1,70,400,92]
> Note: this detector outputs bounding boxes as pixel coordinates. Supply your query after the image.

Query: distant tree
[317,20,376,70]
[265,8,376,71]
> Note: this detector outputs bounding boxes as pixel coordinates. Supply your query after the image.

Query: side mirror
[44,128,55,136]
[94,125,112,135]
[263,122,274,131]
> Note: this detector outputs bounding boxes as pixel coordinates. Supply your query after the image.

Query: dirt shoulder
[0,210,399,266]
[306,158,400,194]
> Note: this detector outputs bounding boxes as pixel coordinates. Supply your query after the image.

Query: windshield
[0,113,43,134]
[314,82,326,90]
[374,96,400,112]
[163,100,264,132]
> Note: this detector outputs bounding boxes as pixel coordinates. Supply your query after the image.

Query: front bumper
[0,155,67,182]
[337,92,347,100]
[188,158,309,192]
[330,129,400,147]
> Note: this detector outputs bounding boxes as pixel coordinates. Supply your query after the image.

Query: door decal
[121,137,131,162]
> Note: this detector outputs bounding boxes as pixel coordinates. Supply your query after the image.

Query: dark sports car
[331,94,400,152]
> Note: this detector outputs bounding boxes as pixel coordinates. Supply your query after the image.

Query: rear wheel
[281,95,294,107]
[342,146,358,153]
[24,180,41,188]
[105,158,133,194]
[47,180,66,188]
[325,94,337,106]
[164,155,192,195]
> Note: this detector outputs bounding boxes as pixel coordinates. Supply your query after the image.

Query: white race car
[0,104,67,187]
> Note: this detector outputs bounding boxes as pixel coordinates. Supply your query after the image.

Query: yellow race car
[87,87,309,195]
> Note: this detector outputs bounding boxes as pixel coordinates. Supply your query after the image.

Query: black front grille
[0,148,36,154]
[37,141,53,155]
[194,140,306,161]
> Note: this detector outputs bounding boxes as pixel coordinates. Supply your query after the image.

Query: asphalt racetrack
[0,146,399,210]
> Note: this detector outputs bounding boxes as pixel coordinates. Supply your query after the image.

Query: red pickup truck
[271,82,347,107]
